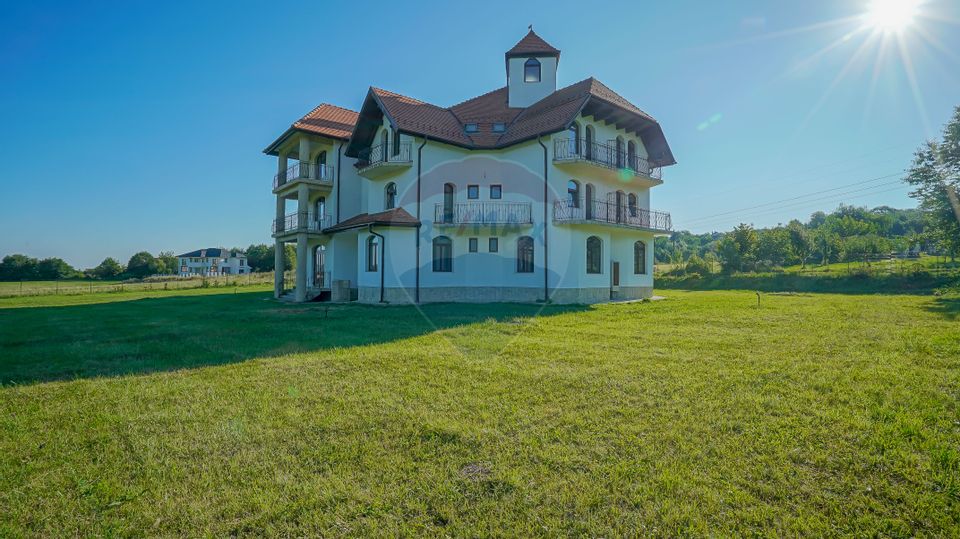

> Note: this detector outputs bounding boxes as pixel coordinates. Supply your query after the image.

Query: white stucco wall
[507,56,558,108]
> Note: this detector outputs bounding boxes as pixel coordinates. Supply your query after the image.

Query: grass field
[0,274,275,298]
[1,287,959,535]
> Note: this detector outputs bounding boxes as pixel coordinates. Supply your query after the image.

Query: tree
[156,251,178,275]
[904,106,960,260]
[245,244,273,272]
[787,221,813,268]
[0,254,40,281]
[90,258,124,280]
[756,227,792,267]
[36,258,77,280]
[126,251,158,278]
[718,223,759,273]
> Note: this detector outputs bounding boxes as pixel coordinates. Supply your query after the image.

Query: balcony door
[442,183,455,223]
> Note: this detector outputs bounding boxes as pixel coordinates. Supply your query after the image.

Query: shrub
[685,255,713,276]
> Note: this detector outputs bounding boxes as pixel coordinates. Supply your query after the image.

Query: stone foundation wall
[356,285,654,304]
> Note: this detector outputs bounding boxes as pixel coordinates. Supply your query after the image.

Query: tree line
[0,244,296,282]
[658,106,960,274]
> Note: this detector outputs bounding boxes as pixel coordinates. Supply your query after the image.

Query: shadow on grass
[656,272,955,295]
[0,290,588,386]
[924,296,960,320]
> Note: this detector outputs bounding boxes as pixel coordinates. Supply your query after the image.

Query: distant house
[176,248,250,276]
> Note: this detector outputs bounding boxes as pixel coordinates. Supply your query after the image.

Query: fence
[0,272,279,299]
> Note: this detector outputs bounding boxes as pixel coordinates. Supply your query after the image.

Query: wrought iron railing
[433,202,533,225]
[273,162,335,189]
[357,142,413,168]
[553,138,663,180]
[272,212,332,234]
[553,199,672,231]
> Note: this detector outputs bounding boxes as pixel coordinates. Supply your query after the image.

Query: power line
[682,172,903,225]
[683,184,910,230]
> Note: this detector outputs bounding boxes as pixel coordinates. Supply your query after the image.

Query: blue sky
[1,0,958,268]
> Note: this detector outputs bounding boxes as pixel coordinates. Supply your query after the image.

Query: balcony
[356,142,413,179]
[434,202,533,226]
[553,199,672,233]
[553,138,663,187]
[273,162,335,193]
[272,212,332,237]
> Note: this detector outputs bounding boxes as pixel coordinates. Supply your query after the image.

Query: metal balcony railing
[312,271,331,289]
[434,202,533,225]
[273,162,335,189]
[554,138,663,180]
[357,142,413,168]
[271,212,332,234]
[553,199,672,231]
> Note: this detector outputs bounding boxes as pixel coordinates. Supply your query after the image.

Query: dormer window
[524,58,541,82]
[465,123,479,133]
[492,122,506,133]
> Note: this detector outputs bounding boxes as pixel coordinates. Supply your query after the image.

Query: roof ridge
[449,86,508,110]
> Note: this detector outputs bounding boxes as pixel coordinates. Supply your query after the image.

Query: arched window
[585,183,595,220]
[432,236,452,272]
[634,241,647,275]
[628,193,637,217]
[567,180,580,208]
[366,235,379,272]
[569,122,580,155]
[380,130,389,160]
[586,236,602,274]
[517,236,534,273]
[316,196,326,224]
[524,58,541,83]
[385,182,397,210]
[616,136,625,168]
[316,150,327,179]
[616,190,625,223]
[314,245,326,287]
[585,125,594,160]
[627,141,636,171]
[391,128,400,157]
[442,183,455,223]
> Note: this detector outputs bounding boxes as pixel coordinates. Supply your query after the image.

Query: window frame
[523,58,541,83]
[492,122,506,133]
[567,180,580,208]
[517,236,534,273]
[634,241,647,275]
[488,237,499,253]
[467,184,480,200]
[366,236,379,272]
[464,123,479,133]
[385,182,397,210]
[469,238,478,253]
[432,236,453,272]
[489,184,502,199]
[586,236,602,274]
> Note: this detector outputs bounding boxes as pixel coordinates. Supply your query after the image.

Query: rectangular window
[467,185,479,199]
[489,184,502,199]
[433,238,453,272]
[488,238,499,253]
[492,123,506,133]
[465,123,479,133]
[469,238,478,252]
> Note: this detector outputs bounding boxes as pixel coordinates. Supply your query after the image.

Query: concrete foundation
[355,285,653,304]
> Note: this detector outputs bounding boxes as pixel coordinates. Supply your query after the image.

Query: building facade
[177,248,250,276]
[264,30,676,304]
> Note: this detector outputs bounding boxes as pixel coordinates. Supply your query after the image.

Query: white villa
[177,248,250,277]
[264,30,675,304]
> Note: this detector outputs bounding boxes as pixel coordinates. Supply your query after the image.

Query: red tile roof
[505,29,560,58]
[292,103,358,140]
[324,208,420,233]
[372,88,472,146]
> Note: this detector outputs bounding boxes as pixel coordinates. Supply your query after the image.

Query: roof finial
[528,24,533,31]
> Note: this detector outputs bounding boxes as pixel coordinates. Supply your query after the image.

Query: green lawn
[1,287,958,536]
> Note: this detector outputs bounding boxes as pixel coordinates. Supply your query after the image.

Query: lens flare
[866,0,920,32]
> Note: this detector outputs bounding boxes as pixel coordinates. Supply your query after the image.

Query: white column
[306,244,315,288]
[294,183,310,302]
[277,152,288,183]
[274,240,284,298]
[299,137,312,178]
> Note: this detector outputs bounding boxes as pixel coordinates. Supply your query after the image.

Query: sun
[865,0,920,33]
